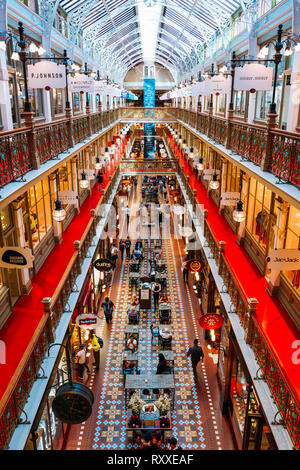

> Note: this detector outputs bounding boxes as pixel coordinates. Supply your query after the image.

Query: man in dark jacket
[187,339,204,379]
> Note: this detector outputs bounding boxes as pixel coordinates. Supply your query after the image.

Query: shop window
[246,180,272,249]
[18,0,39,12]
[28,177,53,248]
[255,43,285,122]
[225,163,240,192]
[72,92,82,113]
[51,88,64,116]
[234,90,246,117]
[216,93,226,114]
[230,360,249,435]
[0,206,13,233]
[282,205,300,292]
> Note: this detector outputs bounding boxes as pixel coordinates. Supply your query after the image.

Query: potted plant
[154,394,171,417]
[128,393,145,415]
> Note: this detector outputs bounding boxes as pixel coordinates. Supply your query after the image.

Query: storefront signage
[28,61,66,89]
[94,81,108,94]
[76,313,101,330]
[206,76,231,95]
[78,169,96,180]
[234,64,273,92]
[58,190,79,207]
[203,169,220,180]
[220,192,241,206]
[199,313,224,330]
[187,259,204,272]
[266,249,300,271]
[69,74,95,93]
[0,247,34,269]
[93,258,112,272]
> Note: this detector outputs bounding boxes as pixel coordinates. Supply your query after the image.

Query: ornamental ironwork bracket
[72,282,79,293]
[272,409,285,426]
[64,301,72,312]
[14,175,27,183]
[220,284,228,294]
[254,365,265,381]
[17,408,30,425]
[36,365,47,379]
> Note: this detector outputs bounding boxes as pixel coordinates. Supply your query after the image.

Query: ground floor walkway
[64,181,236,450]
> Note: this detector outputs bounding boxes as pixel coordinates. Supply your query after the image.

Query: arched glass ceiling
[59,0,244,78]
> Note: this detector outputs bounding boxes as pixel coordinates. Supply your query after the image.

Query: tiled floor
[64,181,236,451]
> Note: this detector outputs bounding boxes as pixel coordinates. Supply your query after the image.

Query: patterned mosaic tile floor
[65,183,235,451]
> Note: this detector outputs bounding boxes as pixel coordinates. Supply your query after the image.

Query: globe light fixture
[11,51,20,61]
[209,173,219,190]
[197,157,204,171]
[95,157,102,170]
[52,200,66,222]
[233,200,246,223]
[79,171,89,189]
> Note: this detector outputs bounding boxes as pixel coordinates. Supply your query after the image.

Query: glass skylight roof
[58,0,244,78]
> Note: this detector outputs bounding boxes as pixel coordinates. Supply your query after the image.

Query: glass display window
[234,90,247,117]
[28,177,53,248]
[0,206,13,233]
[51,88,65,116]
[230,359,249,436]
[246,179,272,250]
[72,92,83,113]
[216,93,226,115]
[255,42,287,123]
[282,205,300,292]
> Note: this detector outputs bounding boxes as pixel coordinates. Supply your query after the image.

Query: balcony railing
[0,167,119,450]
[174,107,300,188]
[0,109,119,189]
[175,155,300,450]
[120,158,177,171]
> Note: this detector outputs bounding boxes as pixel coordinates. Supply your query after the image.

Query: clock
[52,382,94,424]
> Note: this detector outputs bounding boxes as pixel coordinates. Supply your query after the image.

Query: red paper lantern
[199,313,224,330]
[45,86,51,91]
[250,88,256,94]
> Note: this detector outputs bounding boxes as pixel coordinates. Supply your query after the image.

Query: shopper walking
[101,296,114,323]
[76,345,91,379]
[182,257,189,284]
[119,239,125,260]
[187,339,204,379]
[152,281,161,310]
[111,243,119,268]
[89,330,101,372]
[125,236,131,258]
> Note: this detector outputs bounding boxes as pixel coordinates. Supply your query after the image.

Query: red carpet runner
[0,146,122,400]
[169,135,300,407]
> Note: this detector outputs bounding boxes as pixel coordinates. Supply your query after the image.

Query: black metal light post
[64,49,71,109]
[269,24,283,115]
[229,51,236,111]
[84,62,90,109]
[210,63,215,109]
[17,22,31,113]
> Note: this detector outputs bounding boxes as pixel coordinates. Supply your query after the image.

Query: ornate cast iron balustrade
[0,167,120,450]
[174,107,300,188]
[0,109,119,189]
[176,154,300,450]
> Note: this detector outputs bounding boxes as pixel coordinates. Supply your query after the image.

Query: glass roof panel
[58,0,244,78]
